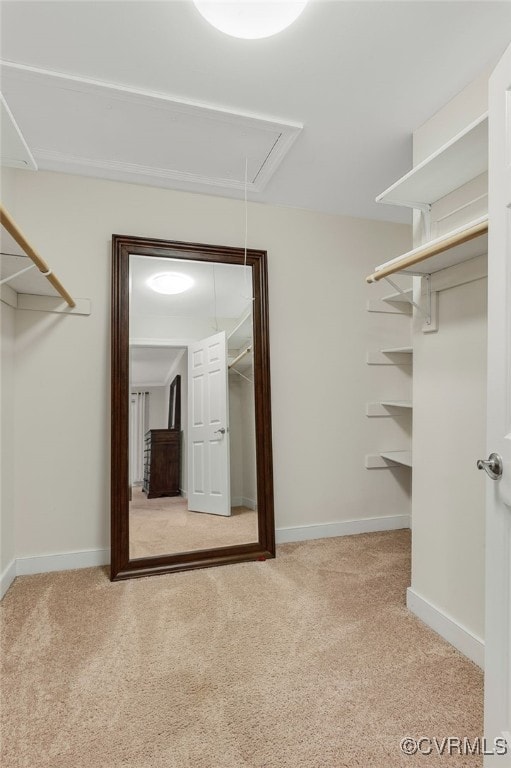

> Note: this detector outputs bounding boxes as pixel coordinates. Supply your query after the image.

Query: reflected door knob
[477,452,503,480]
[214,428,226,435]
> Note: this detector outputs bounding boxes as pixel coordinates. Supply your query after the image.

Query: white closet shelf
[380,451,413,468]
[380,346,413,354]
[381,288,413,303]
[380,400,412,408]
[227,309,252,352]
[366,215,488,284]
[376,113,488,209]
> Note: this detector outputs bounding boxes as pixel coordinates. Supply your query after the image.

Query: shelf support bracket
[383,275,432,325]
[0,263,36,286]
[422,204,432,242]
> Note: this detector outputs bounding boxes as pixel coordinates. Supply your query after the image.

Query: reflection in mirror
[168,375,181,430]
[111,236,274,580]
[128,255,259,560]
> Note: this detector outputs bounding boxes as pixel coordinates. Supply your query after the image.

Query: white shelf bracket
[422,275,438,333]
[383,275,431,325]
[422,204,432,241]
[0,262,36,286]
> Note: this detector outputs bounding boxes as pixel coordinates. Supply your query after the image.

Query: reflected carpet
[129,487,258,558]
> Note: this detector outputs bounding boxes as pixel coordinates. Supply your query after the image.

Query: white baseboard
[232,497,257,510]
[1,516,410,591]
[1,549,111,600]
[0,559,17,600]
[276,514,410,544]
[406,587,484,669]
[15,549,110,577]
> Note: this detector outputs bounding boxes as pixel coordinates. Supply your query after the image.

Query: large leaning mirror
[111,235,275,580]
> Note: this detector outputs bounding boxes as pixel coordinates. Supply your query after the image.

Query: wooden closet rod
[366,217,488,283]
[228,345,252,369]
[0,204,76,307]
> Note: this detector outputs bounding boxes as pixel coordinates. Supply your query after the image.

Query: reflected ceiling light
[147,272,194,295]
[192,0,309,40]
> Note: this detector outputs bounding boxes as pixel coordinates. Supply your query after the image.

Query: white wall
[0,300,16,589]
[171,353,188,495]
[144,386,167,431]
[1,168,18,594]
[240,376,257,507]
[409,75,488,659]
[229,375,243,504]
[1,168,411,563]
[229,373,257,508]
[412,278,487,639]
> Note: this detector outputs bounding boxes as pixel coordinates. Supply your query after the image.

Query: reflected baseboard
[232,497,257,510]
[173,491,256,510]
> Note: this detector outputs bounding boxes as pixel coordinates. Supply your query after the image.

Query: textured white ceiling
[130,254,251,319]
[1,1,511,223]
[129,255,253,385]
[130,346,184,387]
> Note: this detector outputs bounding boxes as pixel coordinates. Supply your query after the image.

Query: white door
[187,331,231,516]
[484,42,511,764]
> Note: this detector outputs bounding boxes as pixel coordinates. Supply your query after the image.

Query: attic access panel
[0,93,37,170]
[1,64,302,194]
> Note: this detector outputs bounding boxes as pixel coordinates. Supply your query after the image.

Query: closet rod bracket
[383,275,431,325]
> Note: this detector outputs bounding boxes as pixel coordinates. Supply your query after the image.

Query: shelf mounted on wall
[365,215,488,332]
[0,204,90,315]
[376,113,488,240]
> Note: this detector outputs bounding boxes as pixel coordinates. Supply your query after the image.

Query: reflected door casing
[188,331,231,516]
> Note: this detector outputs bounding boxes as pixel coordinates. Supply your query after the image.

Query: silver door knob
[477,452,503,480]
[214,428,226,435]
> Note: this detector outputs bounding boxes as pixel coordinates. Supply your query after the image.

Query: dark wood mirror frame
[111,234,275,581]
[168,375,181,431]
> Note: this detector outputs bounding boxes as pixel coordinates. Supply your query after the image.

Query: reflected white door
[187,331,231,516]
[484,42,511,764]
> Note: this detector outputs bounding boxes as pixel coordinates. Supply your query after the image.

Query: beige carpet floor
[1,530,482,768]
[129,487,258,559]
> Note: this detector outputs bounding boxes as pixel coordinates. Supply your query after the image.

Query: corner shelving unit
[366,111,489,473]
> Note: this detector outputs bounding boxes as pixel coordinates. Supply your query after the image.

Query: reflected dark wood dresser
[143,429,181,499]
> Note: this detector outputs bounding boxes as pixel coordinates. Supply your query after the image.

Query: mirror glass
[128,254,259,560]
[111,235,274,580]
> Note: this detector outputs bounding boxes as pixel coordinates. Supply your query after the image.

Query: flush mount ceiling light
[192,0,309,40]
[147,272,194,295]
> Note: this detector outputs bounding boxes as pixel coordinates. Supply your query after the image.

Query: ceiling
[1,1,510,223]
[131,254,252,320]
[131,346,185,387]
[130,255,253,384]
